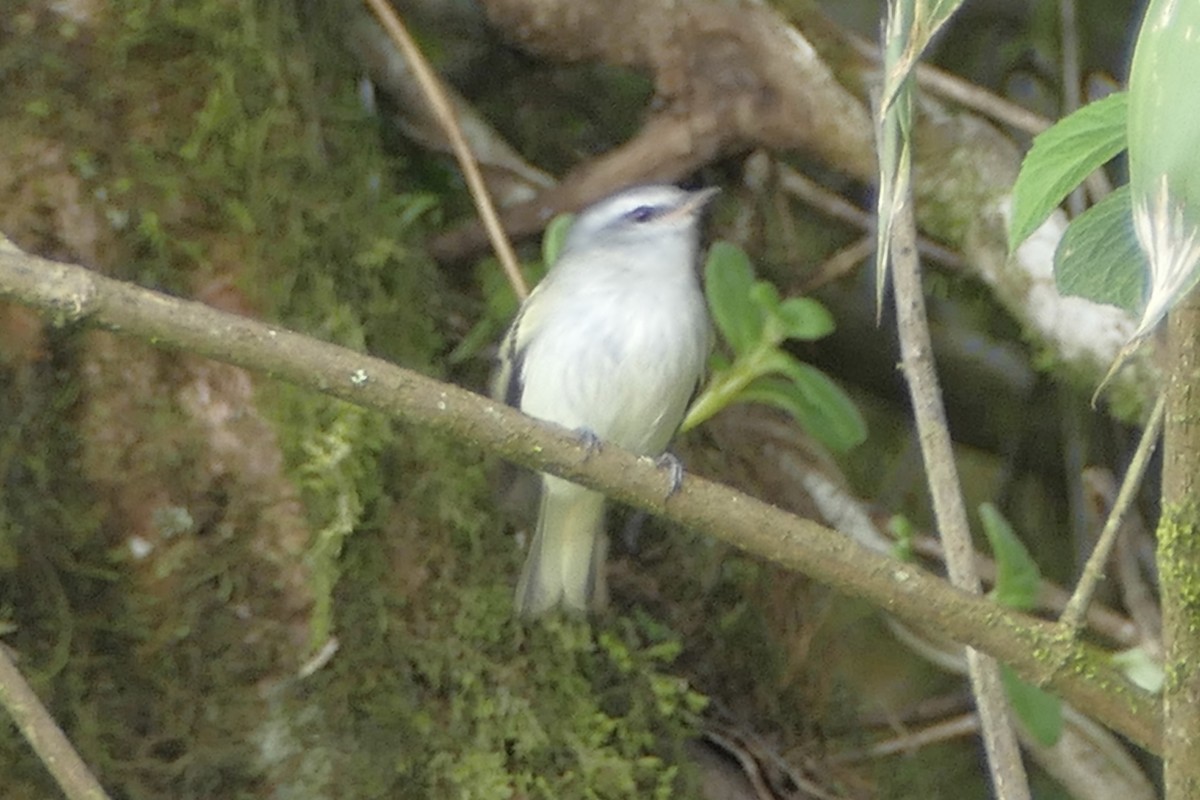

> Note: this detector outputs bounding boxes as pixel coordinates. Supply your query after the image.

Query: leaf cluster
[685,242,866,453]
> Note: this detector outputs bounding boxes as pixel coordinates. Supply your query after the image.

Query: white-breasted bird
[494,184,716,616]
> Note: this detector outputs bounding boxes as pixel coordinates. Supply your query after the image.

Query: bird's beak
[685,186,721,213]
[666,186,721,221]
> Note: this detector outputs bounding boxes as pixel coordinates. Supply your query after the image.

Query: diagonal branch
[0,244,1161,753]
[0,644,112,800]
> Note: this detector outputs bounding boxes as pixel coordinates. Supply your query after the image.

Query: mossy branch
[0,244,1161,754]
[1160,293,1200,793]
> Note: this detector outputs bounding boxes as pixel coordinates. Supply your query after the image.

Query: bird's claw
[576,428,602,460]
[656,452,685,496]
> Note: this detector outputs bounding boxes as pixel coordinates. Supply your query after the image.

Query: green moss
[1157,501,1200,656]
[256,516,707,799]
[1,4,715,797]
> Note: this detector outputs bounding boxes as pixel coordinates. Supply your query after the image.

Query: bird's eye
[626,205,658,223]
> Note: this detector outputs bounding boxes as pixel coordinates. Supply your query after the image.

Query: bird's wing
[492,281,555,408]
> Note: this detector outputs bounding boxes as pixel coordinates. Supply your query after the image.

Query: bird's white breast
[518,256,708,455]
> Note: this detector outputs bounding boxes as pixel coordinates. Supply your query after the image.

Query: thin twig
[875,7,1028,788]
[1060,393,1166,631]
[801,236,875,293]
[889,184,1031,798]
[830,713,980,763]
[702,724,842,800]
[1113,505,1164,658]
[0,645,112,800]
[848,33,1051,135]
[909,534,1141,647]
[362,0,529,299]
[1059,0,1086,217]
[778,165,965,274]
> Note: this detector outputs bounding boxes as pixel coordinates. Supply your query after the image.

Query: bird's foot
[575,428,602,460]
[656,452,685,496]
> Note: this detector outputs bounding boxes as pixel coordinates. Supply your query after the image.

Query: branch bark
[891,192,1029,795]
[0,244,1161,753]
[430,0,874,261]
[0,646,111,800]
[1160,293,1200,794]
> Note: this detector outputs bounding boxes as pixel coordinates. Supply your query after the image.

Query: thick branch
[430,0,874,262]
[0,246,1161,752]
[1160,293,1200,794]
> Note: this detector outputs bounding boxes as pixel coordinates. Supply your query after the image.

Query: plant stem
[0,646,112,800]
[682,346,772,431]
[890,199,1030,798]
[1060,392,1164,631]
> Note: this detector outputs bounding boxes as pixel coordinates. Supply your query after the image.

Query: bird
[494,184,716,616]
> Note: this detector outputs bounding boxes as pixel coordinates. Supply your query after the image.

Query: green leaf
[1009,92,1128,251]
[749,281,781,314]
[1128,0,1200,204]
[774,297,835,341]
[979,503,1040,612]
[541,212,575,265]
[874,0,915,314]
[743,358,867,452]
[879,0,965,118]
[1054,185,1146,313]
[888,515,917,562]
[705,241,765,355]
[1126,0,1200,342]
[1111,647,1164,694]
[1001,664,1063,747]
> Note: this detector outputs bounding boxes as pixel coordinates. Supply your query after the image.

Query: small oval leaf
[705,241,764,355]
[775,297,835,341]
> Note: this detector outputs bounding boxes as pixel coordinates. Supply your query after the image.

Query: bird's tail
[515,476,608,617]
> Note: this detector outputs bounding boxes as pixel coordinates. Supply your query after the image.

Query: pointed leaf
[744,357,867,451]
[979,503,1040,611]
[1054,185,1145,313]
[1123,0,1200,342]
[1129,178,1200,342]
[1128,0,1200,206]
[879,0,965,117]
[706,241,765,355]
[875,0,916,314]
[1001,664,1063,747]
[1009,93,1128,251]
